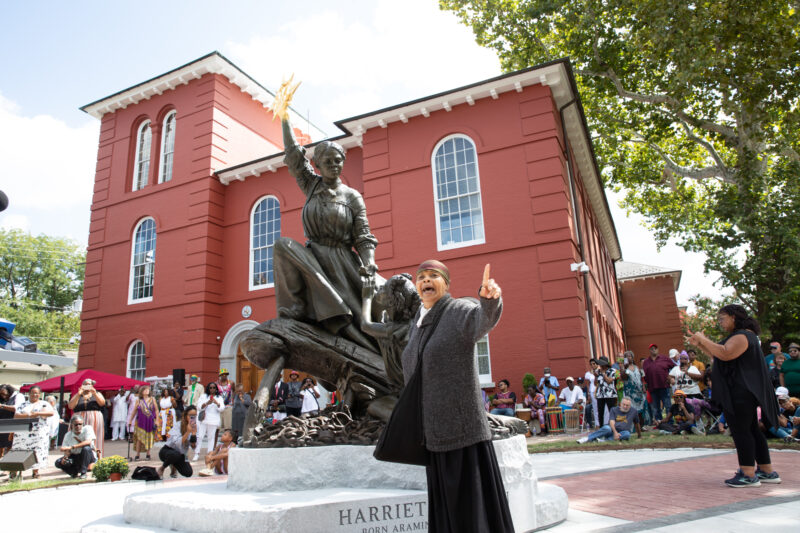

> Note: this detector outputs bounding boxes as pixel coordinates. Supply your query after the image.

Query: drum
[564,409,580,433]
[546,406,564,434]
[516,408,531,421]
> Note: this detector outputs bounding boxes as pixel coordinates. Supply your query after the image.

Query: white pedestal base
[114,435,567,533]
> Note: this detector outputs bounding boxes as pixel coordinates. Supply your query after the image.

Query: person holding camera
[157,406,198,478]
[68,379,106,457]
[55,415,96,478]
[300,377,321,416]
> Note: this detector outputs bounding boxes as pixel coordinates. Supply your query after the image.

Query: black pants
[597,397,617,427]
[725,391,771,467]
[55,446,95,477]
[285,406,302,417]
[158,445,193,477]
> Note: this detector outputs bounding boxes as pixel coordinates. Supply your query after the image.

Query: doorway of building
[236,344,264,397]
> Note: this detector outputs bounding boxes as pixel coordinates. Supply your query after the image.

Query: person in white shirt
[193,382,224,461]
[559,377,586,412]
[300,377,321,416]
[584,359,599,428]
[669,355,703,398]
[110,387,129,440]
[55,415,97,478]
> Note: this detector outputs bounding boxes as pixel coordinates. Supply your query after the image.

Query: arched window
[158,111,176,183]
[129,218,156,303]
[127,341,146,380]
[250,196,281,289]
[133,120,152,191]
[431,135,485,249]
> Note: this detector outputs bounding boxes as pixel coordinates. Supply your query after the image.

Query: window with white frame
[250,196,281,289]
[432,135,485,249]
[158,111,176,183]
[127,341,146,381]
[133,120,152,191]
[129,218,156,303]
[475,335,492,384]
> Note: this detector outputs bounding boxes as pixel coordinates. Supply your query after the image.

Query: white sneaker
[192,454,200,462]
[198,468,215,477]
[576,436,588,444]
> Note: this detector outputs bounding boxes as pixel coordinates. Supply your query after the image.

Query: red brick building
[79,52,631,397]
[616,262,685,362]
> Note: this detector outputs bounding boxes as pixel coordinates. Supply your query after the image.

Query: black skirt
[425,440,515,533]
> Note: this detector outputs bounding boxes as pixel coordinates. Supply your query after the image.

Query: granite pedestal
[116,435,567,532]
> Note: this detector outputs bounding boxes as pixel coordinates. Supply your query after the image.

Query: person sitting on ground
[523,385,547,435]
[777,395,799,441]
[558,377,585,415]
[576,396,641,443]
[157,405,198,479]
[657,390,700,434]
[490,379,516,416]
[199,428,236,476]
[55,415,97,479]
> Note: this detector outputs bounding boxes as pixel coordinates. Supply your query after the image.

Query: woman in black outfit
[157,405,197,478]
[402,260,513,533]
[686,304,781,487]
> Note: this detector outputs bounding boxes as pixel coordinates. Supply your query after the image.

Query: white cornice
[215,60,621,260]
[80,52,326,141]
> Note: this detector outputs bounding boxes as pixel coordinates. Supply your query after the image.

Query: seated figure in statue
[274,115,379,351]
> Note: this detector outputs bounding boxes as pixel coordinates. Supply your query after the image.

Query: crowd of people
[484,337,800,451]
[0,367,333,481]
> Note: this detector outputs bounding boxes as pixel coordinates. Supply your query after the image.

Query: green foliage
[522,372,537,391]
[0,229,84,353]
[91,455,130,481]
[441,0,800,339]
[680,293,741,360]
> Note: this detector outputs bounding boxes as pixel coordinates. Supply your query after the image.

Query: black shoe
[755,468,781,484]
[725,470,760,488]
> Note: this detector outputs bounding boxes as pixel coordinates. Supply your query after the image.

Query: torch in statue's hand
[270,74,301,122]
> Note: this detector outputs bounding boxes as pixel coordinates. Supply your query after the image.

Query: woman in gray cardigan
[401,260,513,533]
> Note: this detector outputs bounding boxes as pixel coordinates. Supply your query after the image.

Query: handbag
[373,299,449,466]
[198,409,206,422]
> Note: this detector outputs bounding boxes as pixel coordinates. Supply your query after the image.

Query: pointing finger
[482,264,491,286]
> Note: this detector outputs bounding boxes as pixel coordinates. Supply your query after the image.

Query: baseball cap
[775,386,789,397]
[648,343,658,349]
[673,389,686,397]
[566,376,574,382]
[190,374,199,381]
[289,369,300,376]
[219,368,229,376]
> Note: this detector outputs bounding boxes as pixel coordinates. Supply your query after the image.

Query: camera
[189,435,197,444]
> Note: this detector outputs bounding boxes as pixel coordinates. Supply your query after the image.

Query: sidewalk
[2,443,798,532]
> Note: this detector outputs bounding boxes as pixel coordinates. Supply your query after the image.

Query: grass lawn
[0,475,92,494]
[527,431,800,454]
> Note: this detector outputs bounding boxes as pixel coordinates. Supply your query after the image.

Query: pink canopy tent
[20,369,148,395]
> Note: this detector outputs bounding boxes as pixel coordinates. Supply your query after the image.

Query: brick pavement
[546,451,799,521]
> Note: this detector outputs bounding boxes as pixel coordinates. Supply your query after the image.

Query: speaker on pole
[172,368,186,386]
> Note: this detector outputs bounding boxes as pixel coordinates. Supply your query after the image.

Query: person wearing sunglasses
[55,415,97,478]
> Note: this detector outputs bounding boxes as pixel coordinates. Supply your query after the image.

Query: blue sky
[0,0,726,307]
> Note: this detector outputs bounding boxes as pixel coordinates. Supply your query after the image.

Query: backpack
[131,465,160,481]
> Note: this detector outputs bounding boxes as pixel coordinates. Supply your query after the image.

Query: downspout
[558,99,598,360]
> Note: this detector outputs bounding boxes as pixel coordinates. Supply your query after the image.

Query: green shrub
[522,373,537,391]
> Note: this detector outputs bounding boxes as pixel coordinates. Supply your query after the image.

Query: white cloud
[225,0,499,129]
[0,93,98,243]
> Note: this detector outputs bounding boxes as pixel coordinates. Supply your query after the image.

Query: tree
[441,0,800,339]
[0,229,84,353]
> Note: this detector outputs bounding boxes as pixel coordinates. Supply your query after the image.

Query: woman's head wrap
[416,259,450,285]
